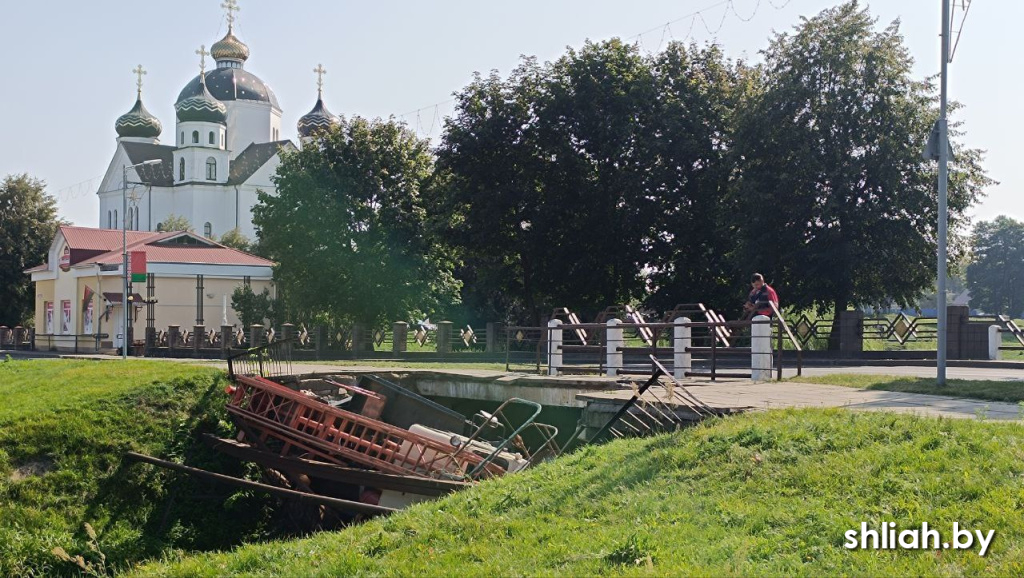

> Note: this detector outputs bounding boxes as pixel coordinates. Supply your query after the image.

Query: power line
[398,0,794,137]
[50,174,104,205]
[949,0,973,62]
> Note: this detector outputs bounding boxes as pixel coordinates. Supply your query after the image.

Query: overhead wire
[399,0,794,138]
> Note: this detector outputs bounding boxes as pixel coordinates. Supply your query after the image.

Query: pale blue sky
[1,1,1017,226]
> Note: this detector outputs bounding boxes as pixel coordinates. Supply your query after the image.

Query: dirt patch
[9,457,55,481]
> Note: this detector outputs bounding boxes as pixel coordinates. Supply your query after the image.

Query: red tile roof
[27,227,273,273]
[75,231,273,268]
[60,225,162,251]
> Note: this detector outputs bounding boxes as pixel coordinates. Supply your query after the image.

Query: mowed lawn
[0,358,220,422]
[0,359,278,577]
[790,373,1024,404]
[134,409,1024,576]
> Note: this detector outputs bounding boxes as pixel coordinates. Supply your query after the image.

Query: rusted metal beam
[124,451,397,516]
[202,435,468,497]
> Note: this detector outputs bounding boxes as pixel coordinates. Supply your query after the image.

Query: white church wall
[151,186,194,232]
[97,145,132,229]
[187,184,240,239]
[225,100,279,158]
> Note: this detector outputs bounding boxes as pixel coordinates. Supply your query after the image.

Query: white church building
[95,2,340,241]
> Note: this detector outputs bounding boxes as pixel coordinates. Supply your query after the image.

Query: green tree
[730,2,991,342]
[433,40,740,322]
[157,214,193,232]
[231,285,276,328]
[218,228,252,252]
[254,117,459,327]
[643,43,746,312]
[966,216,1024,316]
[0,174,63,326]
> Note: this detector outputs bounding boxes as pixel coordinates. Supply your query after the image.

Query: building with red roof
[26,225,274,352]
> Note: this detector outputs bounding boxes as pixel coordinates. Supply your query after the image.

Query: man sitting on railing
[743,273,779,319]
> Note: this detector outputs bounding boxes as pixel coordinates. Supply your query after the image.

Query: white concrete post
[547,319,563,376]
[989,325,1002,361]
[751,315,772,382]
[606,318,623,377]
[673,317,692,380]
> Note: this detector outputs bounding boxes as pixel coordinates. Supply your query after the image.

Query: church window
[192,131,199,144]
[204,222,212,237]
[107,211,112,228]
[156,222,164,232]
[209,131,215,145]
[180,131,184,145]
[206,157,217,181]
[135,207,140,230]
[179,158,185,181]
[127,207,133,230]
[114,210,118,228]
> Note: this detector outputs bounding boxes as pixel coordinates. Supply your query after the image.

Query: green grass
[0,359,287,576]
[790,373,1024,403]
[131,409,1024,576]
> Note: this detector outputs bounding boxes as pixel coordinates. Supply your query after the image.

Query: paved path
[34,353,1024,421]
[682,380,1022,421]
[787,365,1024,382]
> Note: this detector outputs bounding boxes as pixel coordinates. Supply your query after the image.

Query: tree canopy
[158,214,193,233]
[217,228,253,253]
[0,174,63,326]
[967,216,1024,316]
[231,284,276,328]
[254,116,460,327]
[730,1,991,317]
[256,2,993,328]
[433,40,741,322]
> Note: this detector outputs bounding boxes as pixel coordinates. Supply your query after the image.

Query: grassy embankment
[790,373,1024,404]
[135,408,1024,576]
[0,358,287,576]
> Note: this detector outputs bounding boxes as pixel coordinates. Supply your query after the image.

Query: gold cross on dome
[196,45,209,75]
[314,63,326,96]
[221,0,240,27]
[133,64,146,97]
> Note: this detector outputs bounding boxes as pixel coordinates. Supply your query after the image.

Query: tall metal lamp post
[122,159,162,359]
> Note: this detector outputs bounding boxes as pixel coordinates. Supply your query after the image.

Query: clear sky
[0,1,1016,227]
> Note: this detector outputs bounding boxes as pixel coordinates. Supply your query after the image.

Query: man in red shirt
[744,273,779,318]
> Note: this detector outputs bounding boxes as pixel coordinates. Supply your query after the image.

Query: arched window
[192,130,199,144]
[127,207,133,230]
[180,131,184,145]
[179,158,185,181]
[209,131,215,145]
[114,210,118,228]
[135,207,140,230]
[107,211,112,228]
[156,222,164,232]
[204,222,212,237]
[206,157,217,181]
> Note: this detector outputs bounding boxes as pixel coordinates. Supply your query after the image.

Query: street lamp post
[122,159,161,359]
[937,0,950,385]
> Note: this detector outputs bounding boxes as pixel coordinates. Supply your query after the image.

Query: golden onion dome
[211,25,250,63]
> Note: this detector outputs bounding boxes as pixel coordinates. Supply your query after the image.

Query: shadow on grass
[843,376,1024,404]
[75,375,282,574]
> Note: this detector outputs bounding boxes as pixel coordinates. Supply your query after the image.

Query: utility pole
[936,0,950,385]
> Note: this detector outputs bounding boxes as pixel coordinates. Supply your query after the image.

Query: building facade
[27,226,274,352]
